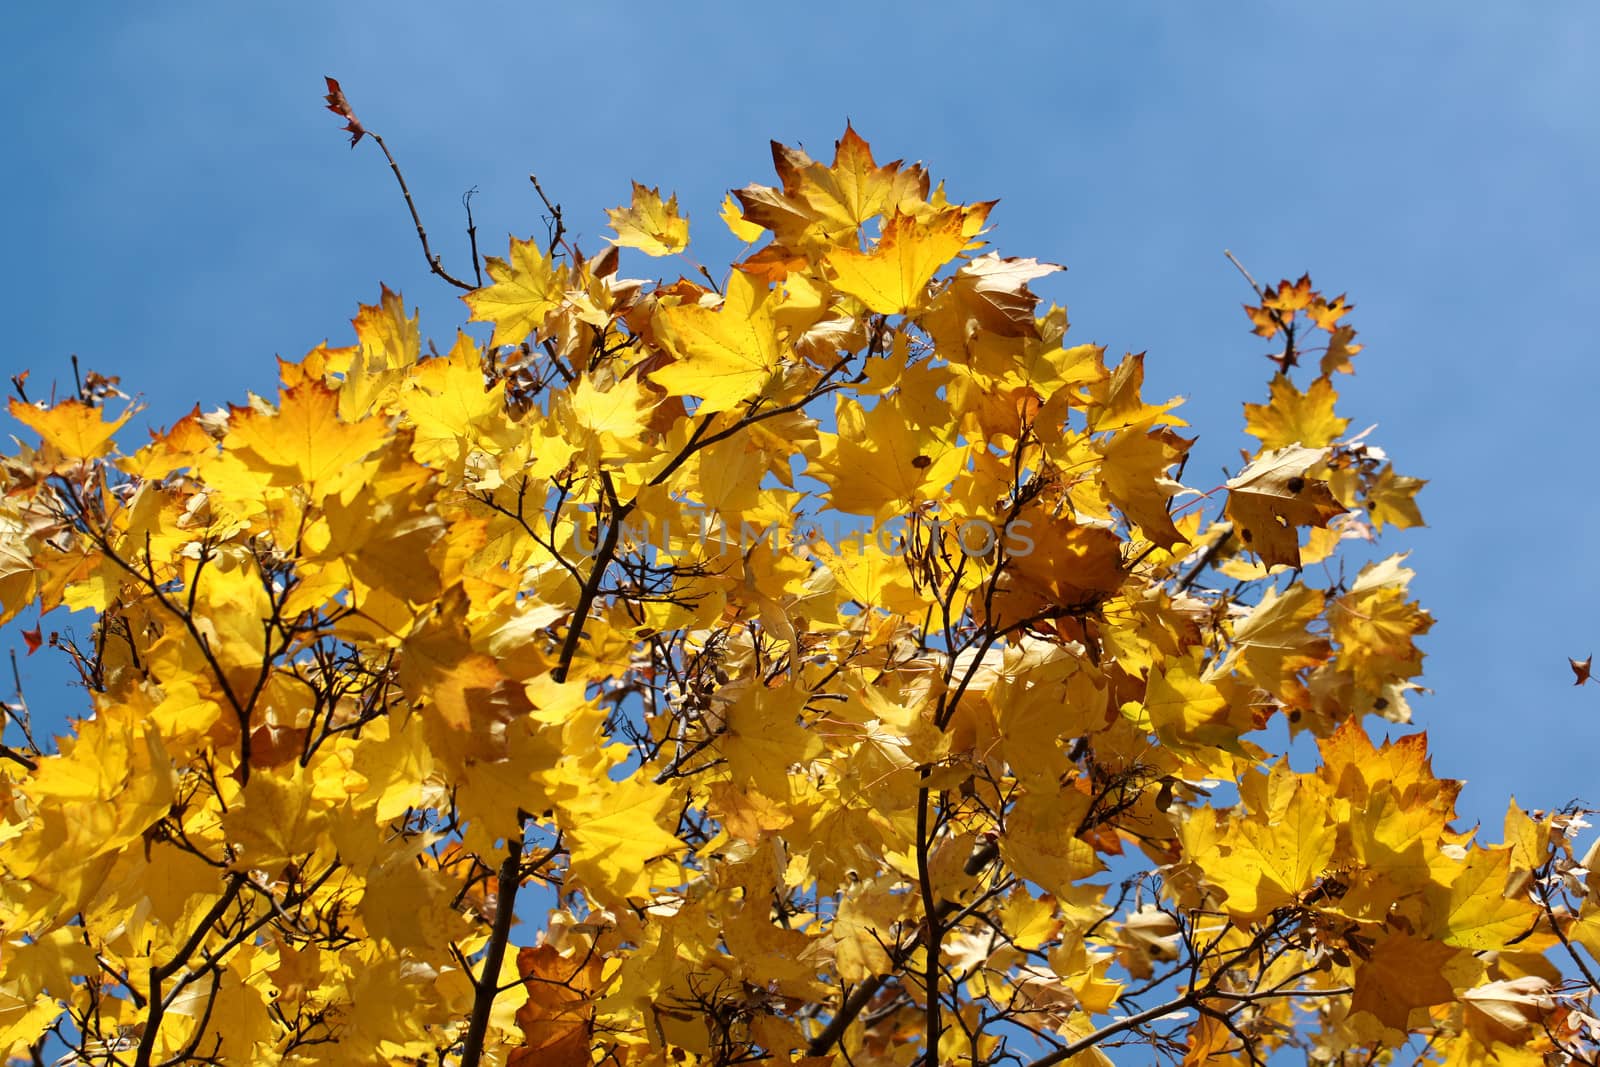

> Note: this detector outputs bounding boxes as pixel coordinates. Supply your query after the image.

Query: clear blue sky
[4,3,1597,832]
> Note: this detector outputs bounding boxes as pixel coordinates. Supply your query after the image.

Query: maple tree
[0,79,1594,1066]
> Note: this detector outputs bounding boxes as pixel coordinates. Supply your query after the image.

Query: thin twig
[1023,983,1353,1067]
[367,130,475,291]
[1223,249,1265,300]
[1538,864,1600,992]
[1224,249,1297,371]
[806,877,1011,1058]
[463,187,483,288]
[4,648,39,755]
[1176,525,1233,593]
[528,174,569,258]
[324,78,474,290]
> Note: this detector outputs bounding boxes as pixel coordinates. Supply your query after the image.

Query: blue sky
[4,3,1598,832]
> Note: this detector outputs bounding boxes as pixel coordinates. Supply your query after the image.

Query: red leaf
[20,627,41,656]
[322,76,366,148]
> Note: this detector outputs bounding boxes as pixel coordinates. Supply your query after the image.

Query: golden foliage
[0,121,1586,1067]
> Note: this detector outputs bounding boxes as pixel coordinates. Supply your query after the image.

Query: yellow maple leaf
[652,271,783,413]
[1136,655,1250,758]
[1315,719,1450,807]
[1182,1014,1233,1066]
[720,193,765,243]
[998,787,1101,897]
[817,538,924,618]
[224,380,389,497]
[983,509,1128,630]
[720,845,830,997]
[340,284,420,420]
[800,123,925,231]
[1243,373,1349,450]
[1084,352,1186,433]
[8,398,134,460]
[1349,931,1460,1030]
[1225,582,1330,693]
[816,391,963,520]
[1501,799,1547,880]
[398,601,531,768]
[463,234,569,346]
[607,181,690,256]
[1328,554,1432,716]
[825,211,968,315]
[221,764,333,873]
[693,432,766,514]
[733,126,931,250]
[1262,274,1317,313]
[1094,420,1194,549]
[359,837,468,952]
[1425,846,1539,950]
[1346,785,1456,889]
[717,684,824,797]
[1321,323,1363,376]
[401,331,510,473]
[8,708,177,888]
[1364,465,1427,531]
[554,770,683,904]
[116,405,218,480]
[1310,292,1354,331]
[0,991,61,1054]
[1205,771,1335,919]
[563,373,653,444]
[1223,444,1346,568]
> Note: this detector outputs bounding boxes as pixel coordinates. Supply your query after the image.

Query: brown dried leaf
[322,76,366,147]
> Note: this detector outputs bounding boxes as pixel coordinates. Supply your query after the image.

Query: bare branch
[323,76,475,291]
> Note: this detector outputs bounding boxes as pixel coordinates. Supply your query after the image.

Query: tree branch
[323,76,475,291]
[457,823,527,1066]
[915,780,943,1058]
[131,874,244,1067]
[367,129,476,291]
[1023,981,1352,1067]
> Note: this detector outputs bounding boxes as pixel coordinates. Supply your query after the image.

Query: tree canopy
[0,87,1594,1066]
